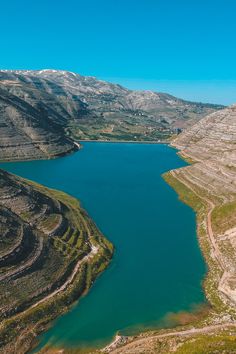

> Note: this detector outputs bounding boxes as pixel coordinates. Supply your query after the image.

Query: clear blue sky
[1,0,236,104]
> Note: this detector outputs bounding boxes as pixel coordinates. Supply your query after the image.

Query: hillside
[170,107,236,300]
[0,86,80,161]
[0,169,113,353]
[0,70,223,162]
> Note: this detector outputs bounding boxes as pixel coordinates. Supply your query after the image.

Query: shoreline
[100,323,236,353]
[0,143,80,164]
[0,139,171,164]
[77,139,170,144]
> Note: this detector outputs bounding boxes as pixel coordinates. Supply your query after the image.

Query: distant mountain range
[0,69,224,161]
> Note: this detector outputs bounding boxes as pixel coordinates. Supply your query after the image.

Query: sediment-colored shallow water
[0,142,206,351]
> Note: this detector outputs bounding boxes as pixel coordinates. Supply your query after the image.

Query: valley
[0,70,235,354]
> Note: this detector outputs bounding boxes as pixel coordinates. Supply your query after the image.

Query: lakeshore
[76,139,170,144]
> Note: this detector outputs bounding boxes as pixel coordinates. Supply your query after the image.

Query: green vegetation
[212,200,236,235]
[67,117,173,143]
[163,172,206,214]
[175,333,236,354]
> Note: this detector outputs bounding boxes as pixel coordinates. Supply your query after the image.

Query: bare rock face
[0,70,223,158]
[171,105,236,308]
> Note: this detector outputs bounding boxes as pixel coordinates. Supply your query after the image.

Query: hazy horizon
[101,78,236,106]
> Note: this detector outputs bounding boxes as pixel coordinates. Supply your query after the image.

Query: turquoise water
[0,143,206,350]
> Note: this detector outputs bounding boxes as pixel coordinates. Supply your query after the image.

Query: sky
[1,0,236,105]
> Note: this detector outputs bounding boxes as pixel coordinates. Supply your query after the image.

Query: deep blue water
[0,143,206,350]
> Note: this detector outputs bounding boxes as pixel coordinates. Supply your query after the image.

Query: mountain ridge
[0,69,224,161]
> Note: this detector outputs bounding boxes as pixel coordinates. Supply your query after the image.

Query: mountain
[0,169,112,353]
[0,70,224,161]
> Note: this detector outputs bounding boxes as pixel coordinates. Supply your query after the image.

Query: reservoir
[0,142,206,350]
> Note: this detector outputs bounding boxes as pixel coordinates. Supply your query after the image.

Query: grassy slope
[174,333,236,354]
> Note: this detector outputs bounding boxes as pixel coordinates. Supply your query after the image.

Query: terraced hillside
[0,70,223,158]
[0,169,113,354]
[170,105,236,308]
[103,105,236,353]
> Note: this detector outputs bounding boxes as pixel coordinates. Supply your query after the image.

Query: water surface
[0,143,206,350]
